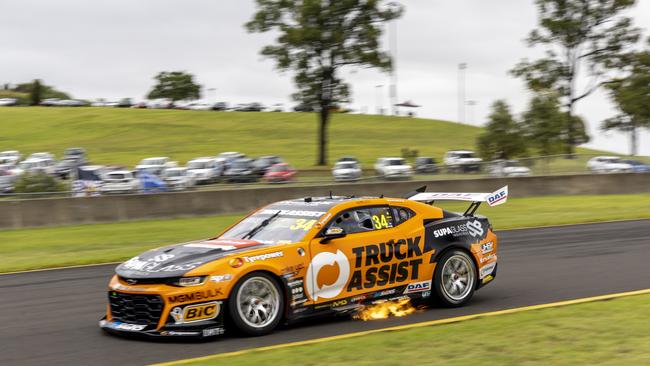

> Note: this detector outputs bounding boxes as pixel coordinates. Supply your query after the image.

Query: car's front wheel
[433,249,477,307]
[228,272,284,336]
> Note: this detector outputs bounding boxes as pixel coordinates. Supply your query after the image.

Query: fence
[1,172,649,229]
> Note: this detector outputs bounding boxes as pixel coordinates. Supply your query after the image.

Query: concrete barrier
[1,173,649,229]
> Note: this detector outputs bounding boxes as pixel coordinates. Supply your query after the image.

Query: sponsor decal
[168,289,222,304]
[112,322,146,331]
[373,289,397,298]
[347,237,426,292]
[243,251,284,263]
[350,295,367,303]
[403,280,432,294]
[261,209,326,217]
[306,250,350,301]
[433,221,484,239]
[287,279,304,288]
[422,290,431,298]
[481,242,494,254]
[480,262,496,279]
[111,283,150,292]
[291,298,308,307]
[209,274,233,283]
[202,327,225,337]
[480,254,496,263]
[487,186,508,207]
[282,263,305,278]
[482,275,494,284]
[170,302,220,324]
[467,220,484,237]
[122,256,203,273]
[331,299,348,307]
[160,331,200,336]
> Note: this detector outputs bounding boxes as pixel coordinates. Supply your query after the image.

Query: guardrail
[1,172,649,229]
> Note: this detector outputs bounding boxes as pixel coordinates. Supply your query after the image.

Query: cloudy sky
[1,0,649,155]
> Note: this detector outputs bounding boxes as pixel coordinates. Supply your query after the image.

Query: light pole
[458,63,467,124]
[376,84,384,115]
[387,2,402,116]
[466,100,477,125]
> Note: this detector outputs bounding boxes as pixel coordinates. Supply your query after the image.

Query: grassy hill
[0,107,606,168]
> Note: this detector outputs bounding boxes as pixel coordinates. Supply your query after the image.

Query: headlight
[173,276,207,287]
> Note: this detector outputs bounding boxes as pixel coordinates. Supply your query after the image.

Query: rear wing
[408,186,508,216]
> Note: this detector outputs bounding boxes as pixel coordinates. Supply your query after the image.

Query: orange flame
[354,298,417,321]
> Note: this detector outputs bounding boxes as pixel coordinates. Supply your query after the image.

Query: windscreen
[387,159,405,166]
[188,161,209,169]
[219,207,327,245]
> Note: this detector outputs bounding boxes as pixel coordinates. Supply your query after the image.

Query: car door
[307,205,424,305]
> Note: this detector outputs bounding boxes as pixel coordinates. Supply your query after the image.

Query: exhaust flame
[354,298,417,321]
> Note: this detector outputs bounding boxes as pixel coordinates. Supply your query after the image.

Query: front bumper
[101,289,227,339]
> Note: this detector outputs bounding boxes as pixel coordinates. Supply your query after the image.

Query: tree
[476,100,527,160]
[246,0,402,165]
[522,93,577,156]
[13,80,70,101]
[30,79,42,106]
[147,71,201,101]
[511,0,640,155]
[602,41,650,156]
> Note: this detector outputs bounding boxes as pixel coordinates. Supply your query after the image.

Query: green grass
[177,293,650,366]
[0,193,648,273]
[0,107,609,169]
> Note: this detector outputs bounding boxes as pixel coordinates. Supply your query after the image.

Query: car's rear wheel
[433,249,476,307]
[228,272,284,336]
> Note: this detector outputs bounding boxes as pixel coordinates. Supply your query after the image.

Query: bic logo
[171,302,220,324]
[306,250,350,301]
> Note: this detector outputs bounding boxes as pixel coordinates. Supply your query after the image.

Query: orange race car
[100,186,508,338]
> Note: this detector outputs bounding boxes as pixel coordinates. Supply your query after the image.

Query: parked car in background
[0,151,21,167]
[414,157,438,174]
[0,168,17,193]
[15,157,57,176]
[332,161,363,181]
[444,150,483,173]
[146,99,173,109]
[139,171,167,193]
[212,102,228,111]
[488,159,532,177]
[586,156,633,174]
[72,165,107,197]
[235,102,264,112]
[217,152,246,169]
[187,157,223,184]
[337,156,360,167]
[135,157,176,177]
[55,147,87,179]
[162,167,196,191]
[223,158,258,183]
[187,102,213,111]
[252,155,284,176]
[100,170,140,194]
[27,152,55,160]
[374,157,413,179]
[621,160,650,173]
[0,98,18,106]
[263,163,297,183]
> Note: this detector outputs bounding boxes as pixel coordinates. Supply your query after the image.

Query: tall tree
[246,0,402,165]
[511,0,640,156]
[476,100,527,160]
[522,93,575,156]
[147,71,201,101]
[602,41,650,156]
[30,79,42,106]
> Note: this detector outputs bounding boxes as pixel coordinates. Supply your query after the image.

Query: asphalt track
[1,220,649,366]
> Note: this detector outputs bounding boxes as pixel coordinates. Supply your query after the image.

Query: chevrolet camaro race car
[100,186,508,338]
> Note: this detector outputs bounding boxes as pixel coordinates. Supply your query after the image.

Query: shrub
[14,173,66,194]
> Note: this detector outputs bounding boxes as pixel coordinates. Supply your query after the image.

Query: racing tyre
[433,249,477,307]
[228,272,284,336]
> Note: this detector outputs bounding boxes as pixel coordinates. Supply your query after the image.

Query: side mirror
[320,226,346,244]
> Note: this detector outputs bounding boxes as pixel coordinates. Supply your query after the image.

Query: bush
[14,173,66,194]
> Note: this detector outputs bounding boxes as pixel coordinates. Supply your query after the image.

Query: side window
[330,206,394,234]
[391,206,415,225]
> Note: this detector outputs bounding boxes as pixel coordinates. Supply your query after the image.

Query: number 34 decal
[372,215,391,229]
[290,219,316,231]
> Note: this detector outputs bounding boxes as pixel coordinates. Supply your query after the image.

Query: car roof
[107,170,132,174]
[189,157,214,162]
[448,150,475,154]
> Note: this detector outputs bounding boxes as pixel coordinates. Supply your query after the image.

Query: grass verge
[171,292,650,366]
[0,193,648,273]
